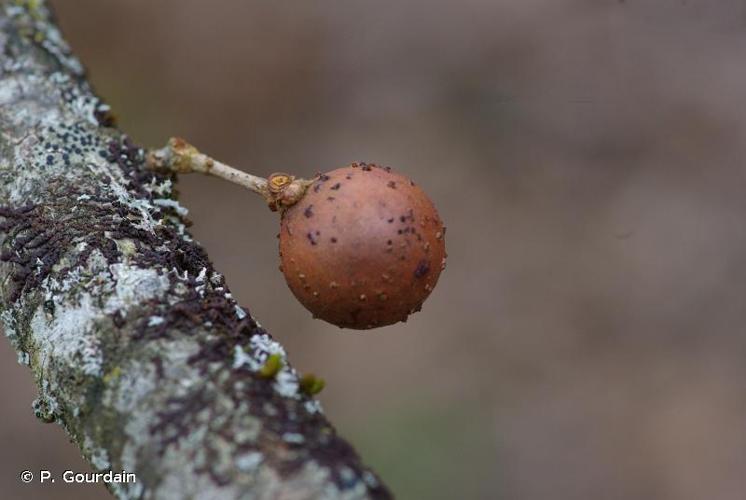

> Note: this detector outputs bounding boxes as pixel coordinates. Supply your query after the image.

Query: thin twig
[147,137,315,211]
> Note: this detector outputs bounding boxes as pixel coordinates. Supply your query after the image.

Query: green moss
[299,373,325,395]
[258,353,282,378]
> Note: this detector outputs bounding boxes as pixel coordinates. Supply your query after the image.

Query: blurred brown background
[5,0,746,498]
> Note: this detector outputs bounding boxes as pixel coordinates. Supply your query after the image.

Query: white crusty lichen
[282,432,305,444]
[1,70,112,202]
[145,176,173,197]
[305,399,324,415]
[234,305,248,319]
[17,350,29,365]
[231,344,253,370]
[29,250,171,380]
[232,333,285,372]
[109,338,224,496]
[147,315,165,326]
[7,2,86,77]
[30,293,104,376]
[235,451,264,473]
[274,369,301,399]
[107,173,165,234]
[106,263,170,314]
[0,308,17,341]
[83,434,111,470]
[31,380,60,422]
[153,198,189,216]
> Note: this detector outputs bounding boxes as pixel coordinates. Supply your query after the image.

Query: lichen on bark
[0,2,391,499]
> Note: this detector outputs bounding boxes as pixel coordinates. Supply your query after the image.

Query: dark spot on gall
[331,237,337,243]
[307,232,317,245]
[387,181,397,189]
[303,205,314,218]
[330,183,341,190]
[414,260,430,278]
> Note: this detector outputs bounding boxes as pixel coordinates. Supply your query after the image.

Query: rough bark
[0,2,391,499]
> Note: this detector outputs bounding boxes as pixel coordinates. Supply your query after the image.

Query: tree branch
[0,2,391,498]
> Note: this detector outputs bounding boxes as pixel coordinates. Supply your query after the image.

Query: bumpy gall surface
[279,163,446,329]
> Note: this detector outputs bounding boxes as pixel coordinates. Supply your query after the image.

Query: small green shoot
[299,373,325,395]
[258,353,283,378]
